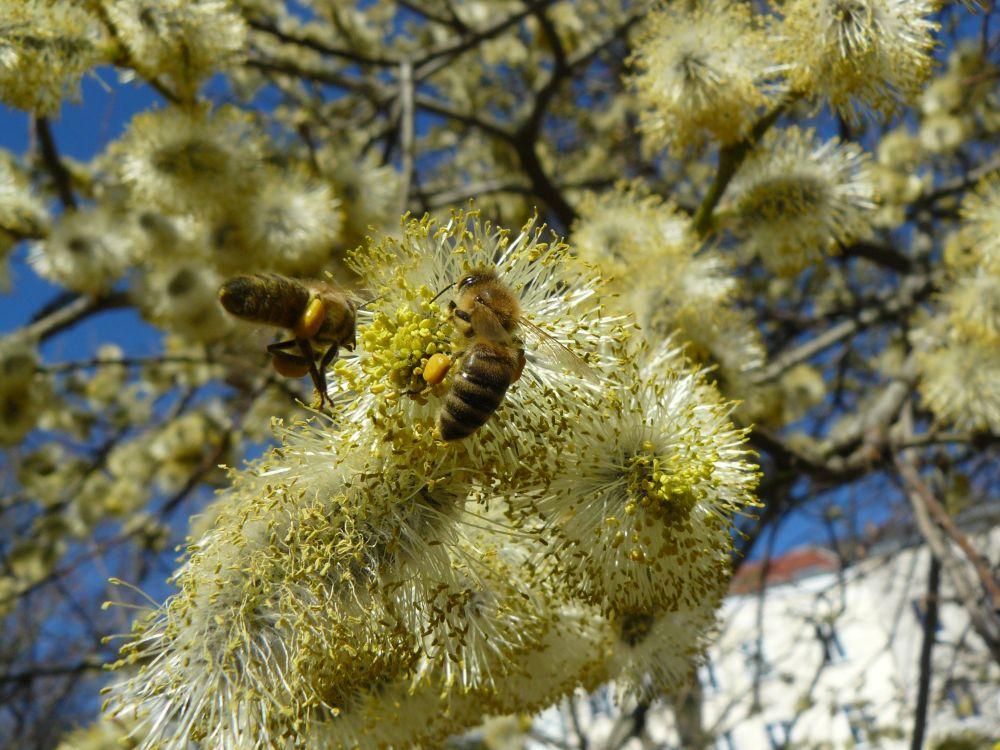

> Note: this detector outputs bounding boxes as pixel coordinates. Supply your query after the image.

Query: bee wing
[519,315,599,383]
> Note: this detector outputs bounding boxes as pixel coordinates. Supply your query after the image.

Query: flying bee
[218,273,356,407]
[430,266,592,442]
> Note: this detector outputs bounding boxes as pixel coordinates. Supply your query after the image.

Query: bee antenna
[358,282,454,311]
[357,294,383,311]
[429,281,456,304]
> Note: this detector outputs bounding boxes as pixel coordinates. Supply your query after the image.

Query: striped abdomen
[218,274,310,329]
[439,343,519,441]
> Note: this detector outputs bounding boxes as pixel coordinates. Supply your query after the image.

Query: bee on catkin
[432,268,527,441]
[424,266,598,441]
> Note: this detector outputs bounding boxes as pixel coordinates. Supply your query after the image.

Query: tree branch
[247,18,399,66]
[911,554,940,750]
[414,3,549,78]
[893,429,1000,664]
[398,58,416,214]
[33,117,77,210]
[895,458,1000,612]
[842,240,914,274]
[691,98,792,237]
[21,292,130,344]
[751,273,936,386]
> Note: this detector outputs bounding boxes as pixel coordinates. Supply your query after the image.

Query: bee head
[457,267,497,291]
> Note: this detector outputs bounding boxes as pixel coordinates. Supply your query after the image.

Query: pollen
[422,353,453,386]
[357,286,451,395]
[624,448,713,530]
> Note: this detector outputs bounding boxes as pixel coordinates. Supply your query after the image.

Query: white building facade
[692,533,1000,750]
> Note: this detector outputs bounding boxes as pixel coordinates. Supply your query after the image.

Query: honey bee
[218,273,356,406]
[429,267,591,441]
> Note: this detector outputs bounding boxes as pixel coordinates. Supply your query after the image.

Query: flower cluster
[103,0,247,99]
[0,1,107,114]
[29,206,132,294]
[630,0,776,154]
[913,179,1000,433]
[871,40,1000,227]
[777,0,938,120]
[23,102,376,347]
[571,186,764,394]
[0,149,50,288]
[722,127,876,275]
[0,338,51,446]
[105,211,758,748]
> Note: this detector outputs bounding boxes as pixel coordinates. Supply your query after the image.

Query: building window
[945,679,980,718]
[842,704,875,746]
[911,597,942,634]
[701,660,719,691]
[764,721,792,749]
[740,641,771,677]
[815,621,846,663]
[715,730,737,750]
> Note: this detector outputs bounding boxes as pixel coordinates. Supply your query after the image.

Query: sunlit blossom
[723,127,876,275]
[777,0,938,120]
[631,0,777,153]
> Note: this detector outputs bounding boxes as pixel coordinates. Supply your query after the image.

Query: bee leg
[514,348,526,382]
[450,305,476,340]
[296,338,331,410]
[318,344,340,376]
[294,297,326,340]
[266,338,298,353]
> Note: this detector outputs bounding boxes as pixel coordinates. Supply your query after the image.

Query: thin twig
[842,240,914,273]
[425,179,532,208]
[565,696,589,750]
[39,355,215,374]
[398,58,415,214]
[396,0,463,28]
[247,18,398,66]
[893,413,1000,663]
[691,98,793,237]
[911,555,940,750]
[751,274,936,386]
[414,3,547,78]
[0,660,103,686]
[913,153,1000,206]
[896,459,1000,611]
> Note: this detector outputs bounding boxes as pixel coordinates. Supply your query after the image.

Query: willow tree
[0,1,997,748]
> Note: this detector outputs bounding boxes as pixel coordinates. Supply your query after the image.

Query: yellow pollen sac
[271,352,312,378]
[294,297,326,339]
[422,353,452,385]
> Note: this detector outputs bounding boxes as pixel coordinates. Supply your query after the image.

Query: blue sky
[1,72,164,361]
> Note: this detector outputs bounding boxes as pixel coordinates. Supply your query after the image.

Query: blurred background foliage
[0,0,998,747]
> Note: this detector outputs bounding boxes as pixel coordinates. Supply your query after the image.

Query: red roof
[730,547,840,595]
